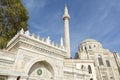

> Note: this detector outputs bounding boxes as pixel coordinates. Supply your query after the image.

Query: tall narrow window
[81,47,83,51]
[106,60,111,67]
[85,47,87,52]
[89,45,91,49]
[81,65,84,70]
[88,65,92,74]
[98,55,104,66]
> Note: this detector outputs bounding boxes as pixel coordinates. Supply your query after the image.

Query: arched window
[89,45,91,49]
[81,46,83,51]
[17,76,20,80]
[74,53,79,59]
[90,78,93,80]
[98,55,104,66]
[88,65,92,74]
[85,47,87,51]
[106,60,111,67]
[81,65,84,70]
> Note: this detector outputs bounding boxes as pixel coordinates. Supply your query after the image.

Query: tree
[0,0,29,49]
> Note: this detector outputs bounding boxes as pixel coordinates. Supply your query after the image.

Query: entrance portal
[28,61,54,80]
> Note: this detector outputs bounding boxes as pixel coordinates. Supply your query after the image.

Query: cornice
[6,30,67,58]
[18,41,66,58]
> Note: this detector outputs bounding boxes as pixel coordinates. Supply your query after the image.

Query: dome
[83,39,98,43]
[79,39,102,52]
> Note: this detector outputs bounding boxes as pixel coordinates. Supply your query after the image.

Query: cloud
[29,22,48,35]
[69,0,120,57]
[27,10,64,42]
[21,0,120,57]
[22,0,47,13]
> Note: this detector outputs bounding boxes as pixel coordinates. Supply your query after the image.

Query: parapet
[6,28,66,52]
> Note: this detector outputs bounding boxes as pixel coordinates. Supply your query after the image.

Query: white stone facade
[75,39,120,80]
[0,6,120,80]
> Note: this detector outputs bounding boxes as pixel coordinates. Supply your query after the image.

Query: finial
[25,30,30,35]
[46,36,51,44]
[65,4,68,12]
[55,43,58,48]
[42,38,45,42]
[52,41,55,46]
[37,35,40,40]
[60,37,64,46]
[63,4,70,19]
[31,33,35,37]
[19,28,24,34]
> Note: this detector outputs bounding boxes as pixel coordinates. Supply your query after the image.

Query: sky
[22,0,120,57]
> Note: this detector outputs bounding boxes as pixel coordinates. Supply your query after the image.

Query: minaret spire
[63,5,71,58]
[63,4,70,20]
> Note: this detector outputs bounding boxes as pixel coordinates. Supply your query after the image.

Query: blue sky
[22,0,120,57]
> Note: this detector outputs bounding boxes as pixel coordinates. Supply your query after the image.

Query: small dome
[83,39,98,43]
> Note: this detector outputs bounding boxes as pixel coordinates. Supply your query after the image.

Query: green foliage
[0,0,29,49]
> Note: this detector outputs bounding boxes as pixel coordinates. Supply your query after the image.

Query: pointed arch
[17,76,20,80]
[90,78,93,80]
[27,60,54,80]
[25,58,56,75]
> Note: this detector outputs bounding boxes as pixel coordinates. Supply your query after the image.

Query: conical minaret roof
[63,5,70,20]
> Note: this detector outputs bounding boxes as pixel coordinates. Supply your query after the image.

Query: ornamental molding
[7,29,66,51]
[19,43,65,59]
[6,31,67,58]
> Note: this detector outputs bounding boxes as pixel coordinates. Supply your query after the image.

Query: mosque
[0,5,120,80]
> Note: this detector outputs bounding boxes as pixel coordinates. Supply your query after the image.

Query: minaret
[63,5,71,58]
